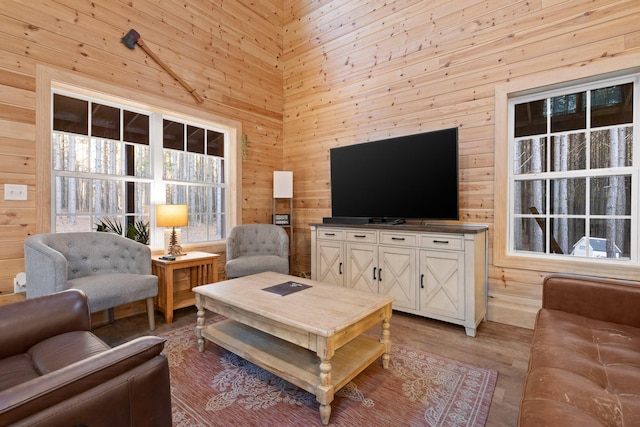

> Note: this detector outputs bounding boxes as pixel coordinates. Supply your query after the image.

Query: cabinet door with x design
[418,249,465,320]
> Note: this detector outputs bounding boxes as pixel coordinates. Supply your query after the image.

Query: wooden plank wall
[2,0,640,329]
[0,1,284,298]
[282,0,640,328]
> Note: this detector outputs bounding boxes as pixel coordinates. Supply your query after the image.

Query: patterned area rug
[161,319,497,427]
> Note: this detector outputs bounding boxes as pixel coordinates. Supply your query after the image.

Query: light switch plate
[4,184,28,201]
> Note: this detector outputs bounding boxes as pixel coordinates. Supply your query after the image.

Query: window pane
[91,103,120,139]
[514,99,546,137]
[591,83,633,127]
[207,130,224,156]
[591,127,632,169]
[513,217,546,253]
[92,179,122,215]
[207,214,227,240]
[164,150,184,180]
[124,181,150,216]
[165,184,187,205]
[53,94,88,134]
[91,138,122,175]
[207,214,226,241]
[550,92,585,132]
[550,178,585,215]
[53,134,90,172]
[514,137,546,174]
[124,111,149,145]
[208,157,224,184]
[163,120,184,150]
[55,175,91,217]
[551,218,585,255]
[131,144,151,177]
[551,133,586,171]
[188,185,207,214]
[130,182,151,215]
[210,187,226,213]
[187,125,205,154]
[590,175,631,216]
[589,219,630,259]
[187,153,206,182]
[514,179,545,214]
[125,214,150,244]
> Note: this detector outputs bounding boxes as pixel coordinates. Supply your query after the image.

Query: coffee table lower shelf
[200,319,386,405]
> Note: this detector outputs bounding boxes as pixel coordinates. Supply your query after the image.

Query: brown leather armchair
[0,289,172,427]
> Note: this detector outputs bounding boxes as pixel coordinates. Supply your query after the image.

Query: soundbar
[322,217,373,225]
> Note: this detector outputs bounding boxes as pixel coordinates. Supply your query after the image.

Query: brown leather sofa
[0,289,172,427]
[518,273,640,426]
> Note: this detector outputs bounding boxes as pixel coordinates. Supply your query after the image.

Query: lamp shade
[156,204,188,227]
[273,171,293,198]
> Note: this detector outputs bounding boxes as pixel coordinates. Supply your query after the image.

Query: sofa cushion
[520,308,640,426]
[67,273,158,313]
[0,331,109,394]
[0,355,39,392]
[28,331,110,375]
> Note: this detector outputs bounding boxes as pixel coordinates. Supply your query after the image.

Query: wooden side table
[151,251,219,324]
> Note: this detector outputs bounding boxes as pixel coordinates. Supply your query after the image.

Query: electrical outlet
[4,184,28,201]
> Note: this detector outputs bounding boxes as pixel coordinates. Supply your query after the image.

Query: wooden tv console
[311,222,488,336]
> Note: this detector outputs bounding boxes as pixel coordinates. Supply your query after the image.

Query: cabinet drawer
[346,230,377,243]
[317,229,345,240]
[420,234,463,250]
[379,232,417,247]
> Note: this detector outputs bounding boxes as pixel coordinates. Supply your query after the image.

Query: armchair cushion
[226,255,289,278]
[67,273,157,313]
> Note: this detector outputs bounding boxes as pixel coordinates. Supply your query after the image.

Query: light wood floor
[93,308,533,427]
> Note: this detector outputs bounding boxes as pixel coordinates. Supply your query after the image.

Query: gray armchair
[24,232,158,330]
[225,224,289,279]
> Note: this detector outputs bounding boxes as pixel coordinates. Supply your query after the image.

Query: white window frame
[36,66,242,253]
[507,75,638,262]
[494,54,640,280]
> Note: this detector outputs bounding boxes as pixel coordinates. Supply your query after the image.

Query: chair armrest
[122,239,153,275]
[277,228,289,259]
[226,233,238,260]
[542,273,640,327]
[0,290,91,359]
[24,236,69,298]
[0,336,166,425]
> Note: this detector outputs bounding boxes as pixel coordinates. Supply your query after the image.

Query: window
[161,118,226,242]
[507,75,637,263]
[51,90,231,247]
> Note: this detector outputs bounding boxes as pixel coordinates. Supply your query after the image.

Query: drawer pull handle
[354,234,367,238]
[433,240,449,244]
[324,233,336,236]
[391,237,405,241]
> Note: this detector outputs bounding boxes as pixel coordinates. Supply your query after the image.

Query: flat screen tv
[329,127,459,222]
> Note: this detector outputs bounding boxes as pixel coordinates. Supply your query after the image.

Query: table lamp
[156,204,188,256]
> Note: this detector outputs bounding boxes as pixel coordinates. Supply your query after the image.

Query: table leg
[381,307,392,369]
[165,266,175,324]
[196,294,205,352]
[317,357,334,425]
[211,258,218,282]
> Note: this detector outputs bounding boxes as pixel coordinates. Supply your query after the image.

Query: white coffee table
[193,271,394,425]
